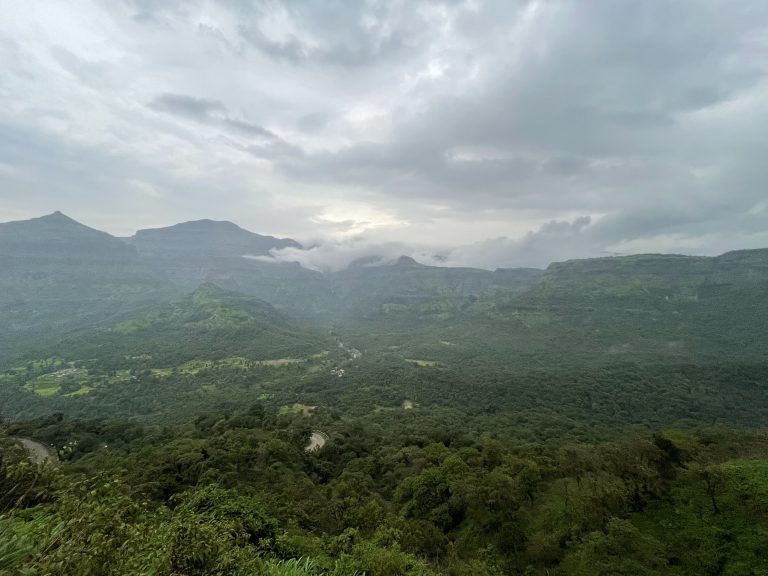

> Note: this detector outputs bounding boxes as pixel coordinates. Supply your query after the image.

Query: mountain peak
[394,255,419,266]
[0,211,98,235]
[0,212,135,259]
[171,219,242,231]
[131,219,302,257]
[38,211,82,225]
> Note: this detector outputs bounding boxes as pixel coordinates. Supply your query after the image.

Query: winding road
[305,431,327,452]
[14,438,56,465]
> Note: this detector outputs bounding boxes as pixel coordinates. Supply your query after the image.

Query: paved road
[305,431,327,452]
[15,438,56,464]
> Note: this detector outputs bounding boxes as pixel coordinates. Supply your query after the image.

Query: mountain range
[1,212,767,369]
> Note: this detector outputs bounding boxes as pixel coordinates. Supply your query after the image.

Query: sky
[1,0,768,270]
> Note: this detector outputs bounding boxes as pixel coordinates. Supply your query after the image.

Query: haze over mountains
[2,211,767,371]
[128,219,302,258]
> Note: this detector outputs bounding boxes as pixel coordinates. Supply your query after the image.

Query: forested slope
[3,410,768,575]
[3,214,768,575]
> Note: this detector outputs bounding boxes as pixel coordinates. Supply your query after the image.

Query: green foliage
[4,215,768,574]
[557,518,668,575]
[4,417,768,575]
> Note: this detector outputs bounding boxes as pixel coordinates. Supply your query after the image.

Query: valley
[2,212,768,575]
[2,213,768,437]
[5,3,768,573]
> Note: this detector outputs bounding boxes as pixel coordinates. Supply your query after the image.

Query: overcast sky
[1,0,768,269]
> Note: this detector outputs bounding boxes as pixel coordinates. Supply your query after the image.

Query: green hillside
[2,215,768,575]
[127,219,334,316]
[0,283,332,420]
[342,250,768,369]
[0,213,174,367]
[101,282,327,362]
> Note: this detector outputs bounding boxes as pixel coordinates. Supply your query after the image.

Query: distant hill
[524,250,768,302]
[507,249,768,363]
[328,256,540,318]
[126,219,332,315]
[333,249,768,371]
[0,214,548,321]
[0,211,136,260]
[373,249,768,367]
[2,212,767,370]
[53,283,328,365]
[128,219,302,258]
[0,213,173,367]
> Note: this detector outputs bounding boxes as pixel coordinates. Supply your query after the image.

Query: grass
[64,386,94,397]
[114,319,143,334]
[279,403,316,417]
[31,386,60,397]
[24,367,88,397]
[20,365,135,397]
[13,352,330,407]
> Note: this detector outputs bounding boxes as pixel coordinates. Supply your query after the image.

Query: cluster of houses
[328,341,361,377]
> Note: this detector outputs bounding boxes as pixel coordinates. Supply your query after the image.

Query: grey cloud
[234,0,430,67]
[254,239,418,273]
[295,111,333,132]
[148,93,275,139]
[216,134,305,160]
[223,117,275,138]
[265,0,768,259]
[2,0,768,265]
[0,118,305,239]
[260,217,596,272]
[149,93,226,119]
[124,0,434,67]
[49,47,108,84]
[277,0,768,192]
[438,209,768,270]
[245,140,305,160]
[262,207,768,273]
[239,22,409,67]
[440,217,597,269]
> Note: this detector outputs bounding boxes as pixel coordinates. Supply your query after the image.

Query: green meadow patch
[24,367,88,397]
[64,385,94,397]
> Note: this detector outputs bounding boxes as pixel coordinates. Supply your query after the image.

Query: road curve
[305,431,327,452]
[15,438,56,465]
